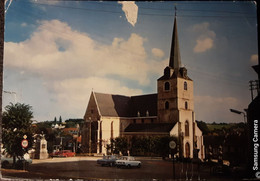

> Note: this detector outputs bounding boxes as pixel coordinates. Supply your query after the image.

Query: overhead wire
[5,1,257,88]
[20,1,256,19]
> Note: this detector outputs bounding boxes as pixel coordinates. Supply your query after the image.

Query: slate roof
[93,92,157,118]
[128,94,157,117]
[124,123,176,133]
[94,92,130,117]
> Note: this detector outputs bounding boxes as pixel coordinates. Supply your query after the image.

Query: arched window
[165,101,169,109]
[185,142,190,158]
[164,82,170,91]
[111,121,114,139]
[185,101,188,110]
[185,121,189,136]
[184,81,187,90]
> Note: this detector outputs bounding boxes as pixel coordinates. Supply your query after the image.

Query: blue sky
[3,1,258,123]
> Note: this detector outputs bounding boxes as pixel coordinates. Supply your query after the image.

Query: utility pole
[249,80,259,101]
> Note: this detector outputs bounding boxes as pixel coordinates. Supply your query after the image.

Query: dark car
[97,155,119,167]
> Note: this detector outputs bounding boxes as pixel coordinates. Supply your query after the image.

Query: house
[82,15,204,159]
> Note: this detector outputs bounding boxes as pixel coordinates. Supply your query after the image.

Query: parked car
[1,154,32,169]
[50,150,76,157]
[115,156,141,168]
[97,155,119,167]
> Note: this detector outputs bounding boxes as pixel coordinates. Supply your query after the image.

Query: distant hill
[207,123,235,131]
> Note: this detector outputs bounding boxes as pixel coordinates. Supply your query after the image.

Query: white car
[115,156,141,168]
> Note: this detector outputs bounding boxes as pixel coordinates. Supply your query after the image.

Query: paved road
[1,157,242,180]
[29,157,175,180]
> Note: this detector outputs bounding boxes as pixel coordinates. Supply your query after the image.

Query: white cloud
[21,22,27,27]
[118,1,138,27]
[194,95,242,122]
[152,48,164,58]
[4,20,150,85]
[4,19,160,120]
[194,38,214,53]
[250,54,258,64]
[192,22,216,53]
[47,77,142,118]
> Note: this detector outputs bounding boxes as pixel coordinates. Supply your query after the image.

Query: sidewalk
[1,168,71,180]
[31,156,99,164]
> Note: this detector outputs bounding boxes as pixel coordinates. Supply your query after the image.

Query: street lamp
[230,109,247,123]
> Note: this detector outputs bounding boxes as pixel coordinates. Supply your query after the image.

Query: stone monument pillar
[35,134,49,159]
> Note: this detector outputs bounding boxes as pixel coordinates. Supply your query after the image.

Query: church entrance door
[185,142,190,158]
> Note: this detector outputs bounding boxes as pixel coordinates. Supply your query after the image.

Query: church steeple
[169,13,181,69]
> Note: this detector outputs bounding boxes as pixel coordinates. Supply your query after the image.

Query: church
[82,16,205,160]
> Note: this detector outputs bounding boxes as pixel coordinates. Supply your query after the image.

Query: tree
[196,120,209,135]
[59,116,62,125]
[109,137,128,155]
[54,117,57,125]
[2,103,34,167]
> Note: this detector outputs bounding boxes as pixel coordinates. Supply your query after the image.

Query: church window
[185,101,188,110]
[111,121,114,139]
[184,81,187,90]
[164,82,170,91]
[165,101,169,109]
[185,142,190,158]
[185,121,189,137]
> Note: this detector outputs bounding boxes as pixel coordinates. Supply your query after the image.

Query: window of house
[185,121,189,137]
[185,101,188,110]
[133,119,136,124]
[164,82,170,91]
[165,101,169,109]
[184,81,187,90]
[141,119,144,124]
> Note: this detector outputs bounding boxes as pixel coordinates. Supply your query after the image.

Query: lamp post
[230,109,247,123]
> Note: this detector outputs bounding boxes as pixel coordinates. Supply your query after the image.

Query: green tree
[110,137,128,155]
[196,120,209,135]
[54,117,57,125]
[59,116,62,124]
[2,103,34,166]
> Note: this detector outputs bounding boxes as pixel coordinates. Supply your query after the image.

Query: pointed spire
[169,7,181,69]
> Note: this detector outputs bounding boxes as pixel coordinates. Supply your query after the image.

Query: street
[30,157,174,180]
[1,156,242,180]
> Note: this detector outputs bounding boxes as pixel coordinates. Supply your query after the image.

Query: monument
[34,134,49,159]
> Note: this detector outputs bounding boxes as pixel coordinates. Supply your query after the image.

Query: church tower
[157,15,195,158]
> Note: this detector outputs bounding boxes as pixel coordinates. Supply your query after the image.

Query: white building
[82,16,204,160]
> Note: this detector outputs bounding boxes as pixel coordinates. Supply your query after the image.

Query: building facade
[82,16,204,159]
